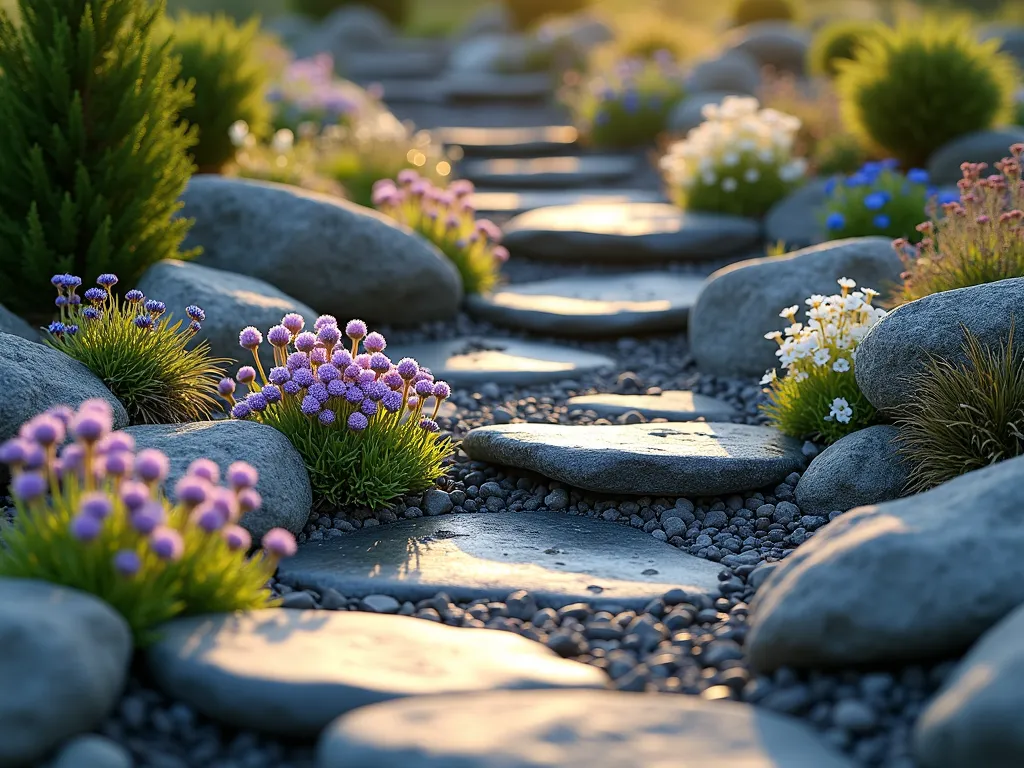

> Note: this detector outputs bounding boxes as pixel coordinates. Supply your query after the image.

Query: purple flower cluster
[0,401,297,576]
[227,314,453,433]
[268,54,362,127]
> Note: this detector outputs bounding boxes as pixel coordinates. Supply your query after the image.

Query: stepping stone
[437,125,579,158]
[460,155,637,189]
[343,50,446,81]
[566,391,739,422]
[374,79,445,104]
[316,689,857,768]
[277,512,724,609]
[470,188,666,217]
[388,337,615,387]
[442,73,553,102]
[462,423,805,496]
[465,272,703,337]
[146,609,606,738]
[502,203,761,263]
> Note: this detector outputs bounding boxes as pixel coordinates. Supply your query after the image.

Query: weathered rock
[690,238,903,378]
[536,14,614,51]
[669,91,744,134]
[747,454,1024,670]
[0,303,38,342]
[146,609,606,736]
[0,333,128,446]
[926,127,1024,186]
[462,422,805,496]
[277,512,724,610]
[795,426,911,515]
[979,24,1024,68]
[566,391,738,422]
[135,259,316,371]
[443,73,553,102]
[763,178,831,249]
[182,177,461,326]
[502,202,761,263]
[316,690,856,768]
[465,272,703,337]
[685,51,762,96]
[855,277,1024,413]
[293,5,392,60]
[0,580,132,767]
[125,420,312,538]
[51,735,133,768]
[725,22,811,75]
[460,155,637,189]
[448,34,539,74]
[457,2,514,40]
[914,601,1024,768]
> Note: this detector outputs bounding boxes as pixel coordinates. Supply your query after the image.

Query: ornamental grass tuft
[822,160,945,243]
[760,278,886,444]
[226,314,452,510]
[372,174,508,295]
[44,273,229,426]
[0,400,295,645]
[895,145,1024,304]
[896,324,1024,493]
[807,19,883,79]
[660,96,807,218]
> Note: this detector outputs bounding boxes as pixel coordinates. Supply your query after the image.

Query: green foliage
[290,0,409,24]
[618,25,686,62]
[897,146,1024,303]
[45,275,229,425]
[813,132,869,175]
[0,401,288,645]
[896,324,1024,493]
[759,279,886,444]
[572,58,686,149]
[505,0,590,30]
[835,20,1018,168]
[0,0,198,319]
[1016,100,1024,127]
[808,19,883,78]
[731,0,797,27]
[822,161,934,243]
[163,13,271,173]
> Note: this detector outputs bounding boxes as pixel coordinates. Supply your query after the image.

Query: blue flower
[863,192,888,211]
[906,168,929,185]
[826,212,846,230]
[873,214,891,229]
[937,191,960,205]
[846,172,869,187]
[879,158,900,171]
[594,110,610,126]
[824,177,838,196]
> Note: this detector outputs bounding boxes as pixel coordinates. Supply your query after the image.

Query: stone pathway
[462,423,806,496]
[277,513,725,609]
[437,125,579,158]
[470,188,665,217]
[465,272,704,337]
[461,155,638,189]
[502,203,761,262]
[566,391,739,422]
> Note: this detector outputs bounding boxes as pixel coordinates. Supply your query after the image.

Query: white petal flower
[813,349,831,367]
[721,177,738,192]
[228,120,250,148]
[760,369,777,385]
[838,277,857,290]
[744,167,761,183]
[780,305,799,320]
[832,357,851,372]
[794,371,808,382]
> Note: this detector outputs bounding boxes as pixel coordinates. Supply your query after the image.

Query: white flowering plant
[759,278,886,444]
[659,96,808,218]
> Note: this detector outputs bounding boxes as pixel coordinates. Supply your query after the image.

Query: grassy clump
[897,324,1024,493]
[372,174,507,295]
[226,315,452,510]
[895,145,1024,304]
[0,0,197,319]
[731,0,797,26]
[660,96,807,218]
[822,160,939,243]
[760,278,886,444]
[835,20,1018,168]
[0,400,295,645]
[808,19,883,78]
[163,12,271,173]
[44,273,229,426]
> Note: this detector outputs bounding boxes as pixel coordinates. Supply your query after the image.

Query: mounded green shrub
[808,19,883,78]
[0,0,197,319]
[290,0,410,25]
[164,12,271,173]
[505,0,590,30]
[835,20,1018,169]
[731,0,797,27]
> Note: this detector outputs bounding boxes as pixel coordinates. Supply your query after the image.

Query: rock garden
[1,0,1024,766]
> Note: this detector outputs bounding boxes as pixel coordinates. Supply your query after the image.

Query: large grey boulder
[795,426,911,516]
[0,580,132,766]
[855,277,1024,413]
[914,601,1024,768]
[0,303,38,342]
[926,127,1024,186]
[182,177,462,326]
[685,51,762,96]
[668,92,743,135]
[135,259,317,371]
[763,178,831,250]
[725,22,810,76]
[125,420,312,538]
[0,333,128,445]
[746,454,1024,671]
[690,238,903,378]
[293,5,392,60]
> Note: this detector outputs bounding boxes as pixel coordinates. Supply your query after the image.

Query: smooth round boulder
[668,92,743,135]
[0,302,38,342]
[51,735,133,768]
[182,177,462,326]
[926,127,1024,186]
[725,22,810,75]
[763,178,831,250]
[684,50,762,96]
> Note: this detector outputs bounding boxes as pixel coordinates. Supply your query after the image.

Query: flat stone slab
[460,155,637,189]
[465,272,702,337]
[437,125,579,157]
[343,50,446,80]
[442,73,553,102]
[388,337,615,387]
[373,79,445,104]
[502,203,761,262]
[277,513,724,609]
[567,391,739,422]
[146,610,605,738]
[317,690,857,768]
[470,189,666,217]
[462,423,805,496]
